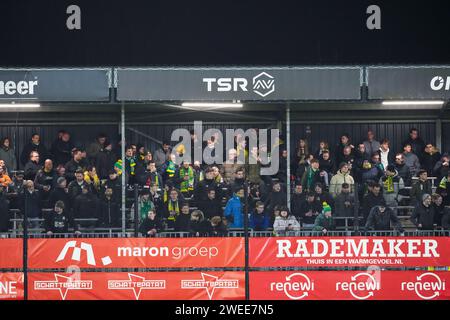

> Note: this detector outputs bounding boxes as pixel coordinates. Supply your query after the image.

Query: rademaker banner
[367,66,450,99]
[0,68,111,101]
[116,67,362,101]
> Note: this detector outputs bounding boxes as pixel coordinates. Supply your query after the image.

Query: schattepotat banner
[250,237,450,267]
[0,273,24,300]
[28,272,245,300]
[0,239,23,269]
[250,271,450,300]
[28,237,244,269]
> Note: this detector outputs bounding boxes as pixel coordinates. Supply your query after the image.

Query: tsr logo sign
[202,72,275,97]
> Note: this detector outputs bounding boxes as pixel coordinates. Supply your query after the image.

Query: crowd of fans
[0,127,449,237]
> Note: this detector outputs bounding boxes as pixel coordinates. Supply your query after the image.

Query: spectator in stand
[154,140,172,169]
[299,192,322,228]
[139,210,163,237]
[0,137,17,171]
[163,188,184,229]
[249,201,270,231]
[65,148,86,183]
[19,180,41,229]
[394,153,412,186]
[301,158,324,192]
[365,203,404,233]
[95,142,117,180]
[422,143,441,176]
[410,170,432,206]
[44,201,79,235]
[174,203,191,232]
[341,146,355,174]
[49,177,70,212]
[264,181,287,215]
[291,183,306,218]
[247,146,262,186]
[56,165,66,179]
[433,154,450,181]
[329,162,354,198]
[0,186,10,232]
[102,170,122,203]
[84,166,101,195]
[354,143,370,180]
[318,150,335,188]
[314,140,330,161]
[313,202,335,234]
[139,161,163,189]
[73,184,98,230]
[194,167,219,204]
[34,159,57,206]
[276,149,288,183]
[295,154,313,183]
[51,131,74,167]
[206,216,228,237]
[131,189,155,224]
[20,133,48,167]
[379,165,405,209]
[402,128,426,162]
[410,193,435,231]
[98,187,121,228]
[199,188,223,220]
[232,168,246,192]
[335,133,354,165]
[135,150,153,178]
[403,143,421,177]
[358,155,384,188]
[0,160,7,176]
[175,160,196,198]
[68,169,89,206]
[8,172,25,209]
[0,166,12,188]
[313,183,334,210]
[188,210,209,236]
[437,171,450,206]
[221,148,244,186]
[431,193,445,227]
[293,138,309,179]
[273,206,300,235]
[361,183,385,222]
[363,129,381,158]
[24,151,41,181]
[377,139,395,170]
[224,186,244,229]
[115,146,137,185]
[334,183,355,220]
[86,133,107,165]
[160,153,177,186]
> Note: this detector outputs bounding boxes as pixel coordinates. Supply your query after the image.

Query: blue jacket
[249,211,270,231]
[224,195,243,228]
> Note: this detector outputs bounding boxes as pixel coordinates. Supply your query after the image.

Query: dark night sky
[0,0,449,66]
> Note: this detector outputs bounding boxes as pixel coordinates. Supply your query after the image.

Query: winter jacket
[291,193,306,218]
[0,146,17,171]
[433,160,450,181]
[44,210,77,233]
[86,141,104,164]
[299,200,322,225]
[264,190,287,214]
[174,214,191,232]
[199,198,223,219]
[301,167,324,192]
[319,158,335,176]
[20,142,48,167]
[273,215,300,234]
[188,219,209,236]
[363,140,381,158]
[49,187,71,211]
[403,152,421,176]
[422,151,441,176]
[95,149,117,180]
[377,148,395,170]
[410,203,435,230]
[68,180,89,205]
[249,211,270,231]
[334,192,355,217]
[50,139,73,167]
[19,190,41,219]
[34,169,57,192]
[395,163,412,186]
[73,193,99,220]
[314,192,334,210]
[98,196,121,227]
[247,155,262,184]
[102,177,122,203]
[313,213,335,232]
[224,195,243,228]
[194,178,222,204]
[0,173,12,188]
[379,173,405,207]
[64,159,85,182]
[329,170,355,198]
[402,137,425,161]
[221,163,244,185]
[361,192,385,220]
[206,221,228,237]
[365,206,404,232]
[154,147,170,168]
[130,197,155,223]
[410,179,432,206]
[139,170,163,189]
[139,217,164,236]
[24,160,41,181]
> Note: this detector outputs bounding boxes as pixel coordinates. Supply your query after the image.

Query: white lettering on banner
[0,80,38,95]
[181,273,239,300]
[335,273,380,300]
[430,76,450,91]
[34,274,92,300]
[117,246,219,260]
[269,273,314,300]
[275,239,440,259]
[400,273,446,300]
[107,273,166,300]
[0,281,17,296]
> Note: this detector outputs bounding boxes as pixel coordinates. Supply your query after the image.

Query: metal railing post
[134,183,139,237]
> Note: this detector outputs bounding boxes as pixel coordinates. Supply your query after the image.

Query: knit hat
[386,164,396,173]
[322,202,332,214]
[339,162,348,170]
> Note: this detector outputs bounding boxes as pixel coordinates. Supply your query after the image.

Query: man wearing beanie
[379,164,405,209]
[313,202,335,234]
[329,162,355,198]
[365,202,404,233]
[410,193,435,230]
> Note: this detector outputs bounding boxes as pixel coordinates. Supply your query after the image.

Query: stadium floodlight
[382,100,444,106]
[0,103,41,108]
[181,102,243,108]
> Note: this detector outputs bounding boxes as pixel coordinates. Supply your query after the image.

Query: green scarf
[383,176,394,193]
[140,199,154,221]
[180,166,194,192]
[166,161,176,177]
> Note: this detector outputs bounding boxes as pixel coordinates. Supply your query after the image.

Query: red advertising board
[28,271,245,300]
[250,271,450,300]
[28,237,244,269]
[250,237,450,267]
[0,239,23,269]
[0,273,24,300]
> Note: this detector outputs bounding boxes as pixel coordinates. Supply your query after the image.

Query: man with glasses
[410,193,435,231]
[394,153,412,186]
[24,151,41,181]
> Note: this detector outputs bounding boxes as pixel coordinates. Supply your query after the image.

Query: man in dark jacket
[138,161,163,189]
[20,133,48,167]
[410,193,435,230]
[95,143,117,180]
[194,167,222,206]
[24,151,41,181]
[334,183,355,218]
[402,128,426,162]
[34,159,57,206]
[249,201,270,231]
[291,183,306,218]
[51,131,74,167]
[68,170,89,207]
[361,183,385,222]
[44,201,80,235]
[102,170,122,203]
[198,188,223,220]
[139,210,164,237]
[410,170,432,206]
[394,153,412,187]
[73,184,98,229]
[422,143,441,176]
[365,204,404,233]
[174,203,191,232]
[19,180,41,229]
[0,186,10,232]
[301,159,324,192]
[49,177,71,212]
[313,182,334,209]
[65,148,86,183]
[299,192,322,228]
[98,188,121,228]
[264,182,287,215]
